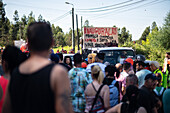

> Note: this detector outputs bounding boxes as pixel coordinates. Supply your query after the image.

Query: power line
[83,0,164,20]
[77,0,147,13]
[50,10,71,22]
[7,2,67,12]
[77,0,133,10]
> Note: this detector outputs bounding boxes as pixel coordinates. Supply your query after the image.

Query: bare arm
[51,65,73,113]
[103,85,110,110]
[2,84,12,113]
[106,103,122,113]
[137,107,147,113]
[152,107,158,113]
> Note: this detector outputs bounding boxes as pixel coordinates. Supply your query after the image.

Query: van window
[99,50,135,65]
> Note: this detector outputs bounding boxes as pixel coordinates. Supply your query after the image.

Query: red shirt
[0,76,9,113]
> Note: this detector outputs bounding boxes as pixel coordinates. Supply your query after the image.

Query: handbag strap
[90,83,105,112]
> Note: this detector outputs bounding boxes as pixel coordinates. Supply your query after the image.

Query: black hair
[57,53,63,61]
[123,62,131,71]
[136,61,145,67]
[2,45,28,74]
[50,53,59,64]
[125,85,140,113]
[64,56,73,68]
[27,22,53,52]
[73,53,82,65]
[105,65,116,77]
[167,52,170,55]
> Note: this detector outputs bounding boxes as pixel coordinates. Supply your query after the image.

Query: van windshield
[99,50,135,65]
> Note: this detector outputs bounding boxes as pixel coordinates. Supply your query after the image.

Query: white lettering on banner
[83,27,118,49]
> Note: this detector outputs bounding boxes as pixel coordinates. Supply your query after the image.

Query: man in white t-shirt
[86,53,106,80]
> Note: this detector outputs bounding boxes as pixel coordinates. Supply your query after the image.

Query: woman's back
[106,102,147,113]
[85,82,110,112]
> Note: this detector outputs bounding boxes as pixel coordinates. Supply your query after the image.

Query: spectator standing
[87,53,96,64]
[64,56,73,68]
[136,61,152,88]
[163,88,170,113]
[150,61,163,86]
[0,45,27,113]
[86,53,106,76]
[50,53,59,64]
[138,73,159,113]
[120,62,131,96]
[2,22,73,113]
[85,65,110,113]
[121,74,138,102]
[154,73,165,113]
[103,65,119,107]
[57,53,71,71]
[106,85,147,113]
[68,53,91,113]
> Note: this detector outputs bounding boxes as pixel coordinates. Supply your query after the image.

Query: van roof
[88,47,133,51]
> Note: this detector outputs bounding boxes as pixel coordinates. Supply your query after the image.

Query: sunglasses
[89,57,92,59]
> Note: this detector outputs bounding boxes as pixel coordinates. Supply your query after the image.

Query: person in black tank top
[106,85,147,113]
[2,22,73,113]
[9,64,55,113]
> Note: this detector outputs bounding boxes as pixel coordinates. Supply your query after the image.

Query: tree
[155,12,170,50]
[84,20,89,27]
[151,21,158,31]
[119,27,132,44]
[139,26,150,41]
[55,32,65,47]
[38,14,45,22]
[13,10,20,40]
[27,11,35,25]
[0,0,7,38]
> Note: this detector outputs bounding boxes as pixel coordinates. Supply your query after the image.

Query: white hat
[150,61,159,69]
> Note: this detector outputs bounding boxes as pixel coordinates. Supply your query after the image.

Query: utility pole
[76,14,79,51]
[65,2,76,52]
[81,16,83,54]
[72,8,75,52]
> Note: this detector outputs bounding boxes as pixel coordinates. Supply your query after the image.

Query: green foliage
[118,27,132,44]
[139,26,150,41]
[133,12,170,65]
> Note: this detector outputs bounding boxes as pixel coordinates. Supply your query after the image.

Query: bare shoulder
[106,103,122,113]
[137,107,147,113]
[103,84,109,91]
[84,83,92,95]
[50,64,69,92]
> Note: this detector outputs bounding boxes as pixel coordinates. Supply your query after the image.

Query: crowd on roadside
[0,22,170,113]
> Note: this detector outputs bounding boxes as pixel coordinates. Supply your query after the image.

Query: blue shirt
[136,69,152,88]
[68,67,91,112]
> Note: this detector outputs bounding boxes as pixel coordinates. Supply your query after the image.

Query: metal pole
[72,8,75,52]
[76,14,79,51]
[81,16,83,54]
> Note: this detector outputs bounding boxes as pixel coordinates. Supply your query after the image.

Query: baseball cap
[125,58,134,66]
[144,73,158,80]
[81,62,87,68]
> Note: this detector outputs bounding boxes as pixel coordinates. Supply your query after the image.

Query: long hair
[64,56,73,68]
[91,65,104,84]
[125,85,139,113]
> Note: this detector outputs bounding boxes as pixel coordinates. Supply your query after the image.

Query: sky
[3,0,170,40]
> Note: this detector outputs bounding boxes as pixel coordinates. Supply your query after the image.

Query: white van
[87,47,135,65]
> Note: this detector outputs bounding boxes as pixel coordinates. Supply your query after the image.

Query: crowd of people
[0,22,169,113]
